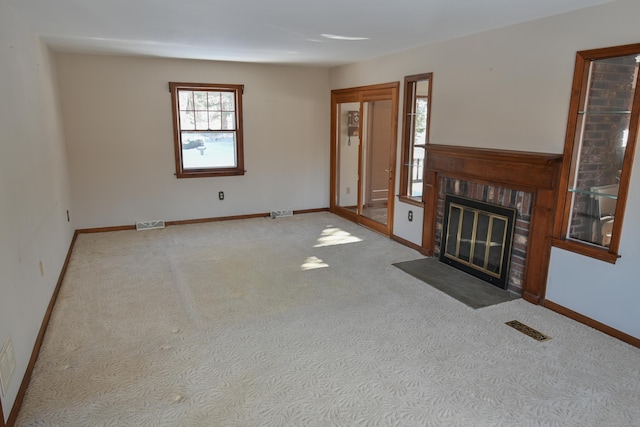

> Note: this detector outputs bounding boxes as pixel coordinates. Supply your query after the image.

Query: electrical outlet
[218,191,224,200]
[408,210,413,222]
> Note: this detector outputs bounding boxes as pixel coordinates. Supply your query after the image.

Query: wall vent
[136,220,165,231]
[270,209,293,219]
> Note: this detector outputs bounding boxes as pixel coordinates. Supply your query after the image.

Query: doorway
[330,83,399,236]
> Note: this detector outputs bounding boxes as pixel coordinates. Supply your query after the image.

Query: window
[399,73,432,204]
[169,82,244,178]
[553,44,640,263]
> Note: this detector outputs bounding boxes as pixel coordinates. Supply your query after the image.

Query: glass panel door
[361,99,393,226]
[336,102,360,214]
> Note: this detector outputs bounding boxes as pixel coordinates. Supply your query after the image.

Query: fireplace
[434,178,532,294]
[440,195,516,289]
[422,145,562,303]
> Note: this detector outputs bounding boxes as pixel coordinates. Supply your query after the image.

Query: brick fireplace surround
[434,178,532,295]
[422,145,562,304]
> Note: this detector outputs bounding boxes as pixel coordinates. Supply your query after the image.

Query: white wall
[0,0,74,420]
[546,140,640,339]
[55,54,330,229]
[329,0,640,338]
[330,0,640,154]
[393,203,424,246]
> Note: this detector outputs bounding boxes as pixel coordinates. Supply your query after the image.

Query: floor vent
[270,209,293,219]
[505,320,551,342]
[136,220,166,231]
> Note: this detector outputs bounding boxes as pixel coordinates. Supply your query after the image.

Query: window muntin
[400,74,432,203]
[555,44,640,262]
[170,82,244,178]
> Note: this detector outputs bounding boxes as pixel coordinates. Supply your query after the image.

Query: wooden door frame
[330,82,399,236]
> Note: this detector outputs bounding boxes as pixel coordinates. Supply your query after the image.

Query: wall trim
[166,212,270,226]
[544,300,640,349]
[76,224,136,233]
[7,231,79,427]
[391,234,424,253]
[293,208,330,215]
[166,208,329,226]
[76,208,330,233]
[1,380,4,427]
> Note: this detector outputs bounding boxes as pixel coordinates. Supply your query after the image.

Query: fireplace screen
[440,195,516,289]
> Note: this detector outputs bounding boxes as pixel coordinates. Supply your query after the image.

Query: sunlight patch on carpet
[300,256,329,270]
[314,227,362,247]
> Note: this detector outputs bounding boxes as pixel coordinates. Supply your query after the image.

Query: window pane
[414,98,428,145]
[180,111,195,130]
[193,91,208,110]
[208,112,222,130]
[181,132,237,170]
[195,111,208,130]
[222,112,235,130]
[584,59,636,113]
[221,92,235,111]
[567,54,637,247]
[208,92,221,110]
[409,146,425,197]
[178,91,193,111]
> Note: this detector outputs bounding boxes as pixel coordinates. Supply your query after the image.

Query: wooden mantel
[422,144,562,304]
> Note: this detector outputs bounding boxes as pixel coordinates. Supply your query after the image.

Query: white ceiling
[8,0,615,66]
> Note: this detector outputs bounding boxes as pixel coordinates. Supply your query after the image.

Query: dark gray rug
[393,257,519,309]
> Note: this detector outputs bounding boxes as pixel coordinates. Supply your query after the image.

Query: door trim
[330,82,399,236]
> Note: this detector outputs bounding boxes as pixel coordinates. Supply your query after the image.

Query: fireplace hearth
[440,195,516,289]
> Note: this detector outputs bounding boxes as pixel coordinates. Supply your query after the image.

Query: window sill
[550,237,620,264]
[398,196,424,207]
[176,169,245,179]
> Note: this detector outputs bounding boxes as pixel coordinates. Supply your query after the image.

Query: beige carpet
[16,212,640,426]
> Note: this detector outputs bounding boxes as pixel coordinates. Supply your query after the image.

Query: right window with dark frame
[554,44,640,263]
